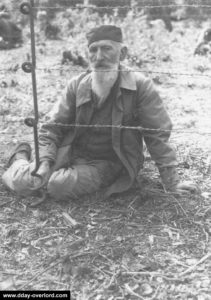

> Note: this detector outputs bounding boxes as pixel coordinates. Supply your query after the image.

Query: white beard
[91,65,119,105]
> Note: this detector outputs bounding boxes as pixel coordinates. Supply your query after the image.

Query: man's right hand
[33,160,52,188]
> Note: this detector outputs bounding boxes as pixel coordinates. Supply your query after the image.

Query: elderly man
[2,25,197,199]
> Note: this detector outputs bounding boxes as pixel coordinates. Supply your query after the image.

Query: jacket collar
[119,65,137,91]
[76,65,137,107]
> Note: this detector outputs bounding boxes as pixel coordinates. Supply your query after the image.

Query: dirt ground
[0,12,211,300]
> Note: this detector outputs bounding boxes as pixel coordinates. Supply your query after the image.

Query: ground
[0,11,211,300]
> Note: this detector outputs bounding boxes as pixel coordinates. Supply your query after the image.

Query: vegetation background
[0,0,211,299]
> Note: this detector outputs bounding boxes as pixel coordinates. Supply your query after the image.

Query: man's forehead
[89,40,119,48]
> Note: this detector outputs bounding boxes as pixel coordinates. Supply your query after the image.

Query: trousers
[2,157,123,200]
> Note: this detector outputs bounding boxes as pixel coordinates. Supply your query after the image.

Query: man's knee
[46,164,104,200]
[2,160,32,194]
[2,160,41,195]
[47,168,79,200]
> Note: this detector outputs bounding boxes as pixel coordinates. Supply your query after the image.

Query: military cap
[86,25,123,46]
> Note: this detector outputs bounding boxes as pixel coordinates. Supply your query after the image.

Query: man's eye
[103,46,111,50]
[89,47,97,52]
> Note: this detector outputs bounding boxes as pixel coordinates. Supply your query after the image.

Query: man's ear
[120,46,128,61]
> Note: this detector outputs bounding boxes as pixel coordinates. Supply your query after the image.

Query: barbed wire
[2,3,211,15]
[2,10,210,18]
[0,66,211,78]
[41,69,211,78]
[10,4,211,11]
[0,120,211,135]
[37,122,211,135]
[0,13,208,18]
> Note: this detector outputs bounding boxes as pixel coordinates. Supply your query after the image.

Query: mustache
[93,61,112,69]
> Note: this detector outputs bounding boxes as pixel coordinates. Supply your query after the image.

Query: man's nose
[96,48,103,60]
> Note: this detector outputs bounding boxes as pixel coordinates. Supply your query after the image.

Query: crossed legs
[2,157,123,200]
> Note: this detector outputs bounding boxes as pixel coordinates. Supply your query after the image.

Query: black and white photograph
[0,0,211,299]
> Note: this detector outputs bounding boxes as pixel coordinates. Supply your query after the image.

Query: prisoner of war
[2,25,198,199]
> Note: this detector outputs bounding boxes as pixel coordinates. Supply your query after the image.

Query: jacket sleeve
[38,78,77,163]
[136,74,178,169]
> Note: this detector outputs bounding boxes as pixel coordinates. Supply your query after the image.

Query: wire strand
[2,3,211,15]
[8,4,211,11]
[0,120,211,135]
[2,9,210,17]
[0,67,211,78]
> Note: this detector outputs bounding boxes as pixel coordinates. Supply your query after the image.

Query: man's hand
[32,160,52,188]
[159,166,199,195]
[37,161,52,182]
[174,181,199,195]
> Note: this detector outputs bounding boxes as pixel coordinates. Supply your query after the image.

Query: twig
[127,196,139,208]
[124,283,145,300]
[149,286,160,300]
[97,252,114,264]
[123,270,176,281]
[179,252,211,276]
[62,212,80,227]
[104,272,117,289]
[67,237,86,249]
[93,266,110,277]
[171,195,189,218]
[35,233,61,243]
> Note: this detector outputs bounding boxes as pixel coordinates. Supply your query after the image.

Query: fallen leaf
[141,283,153,296]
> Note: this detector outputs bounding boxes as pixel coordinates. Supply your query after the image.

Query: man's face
[88,40,121,70]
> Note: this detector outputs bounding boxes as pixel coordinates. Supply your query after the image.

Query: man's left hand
[174,181,199,195]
